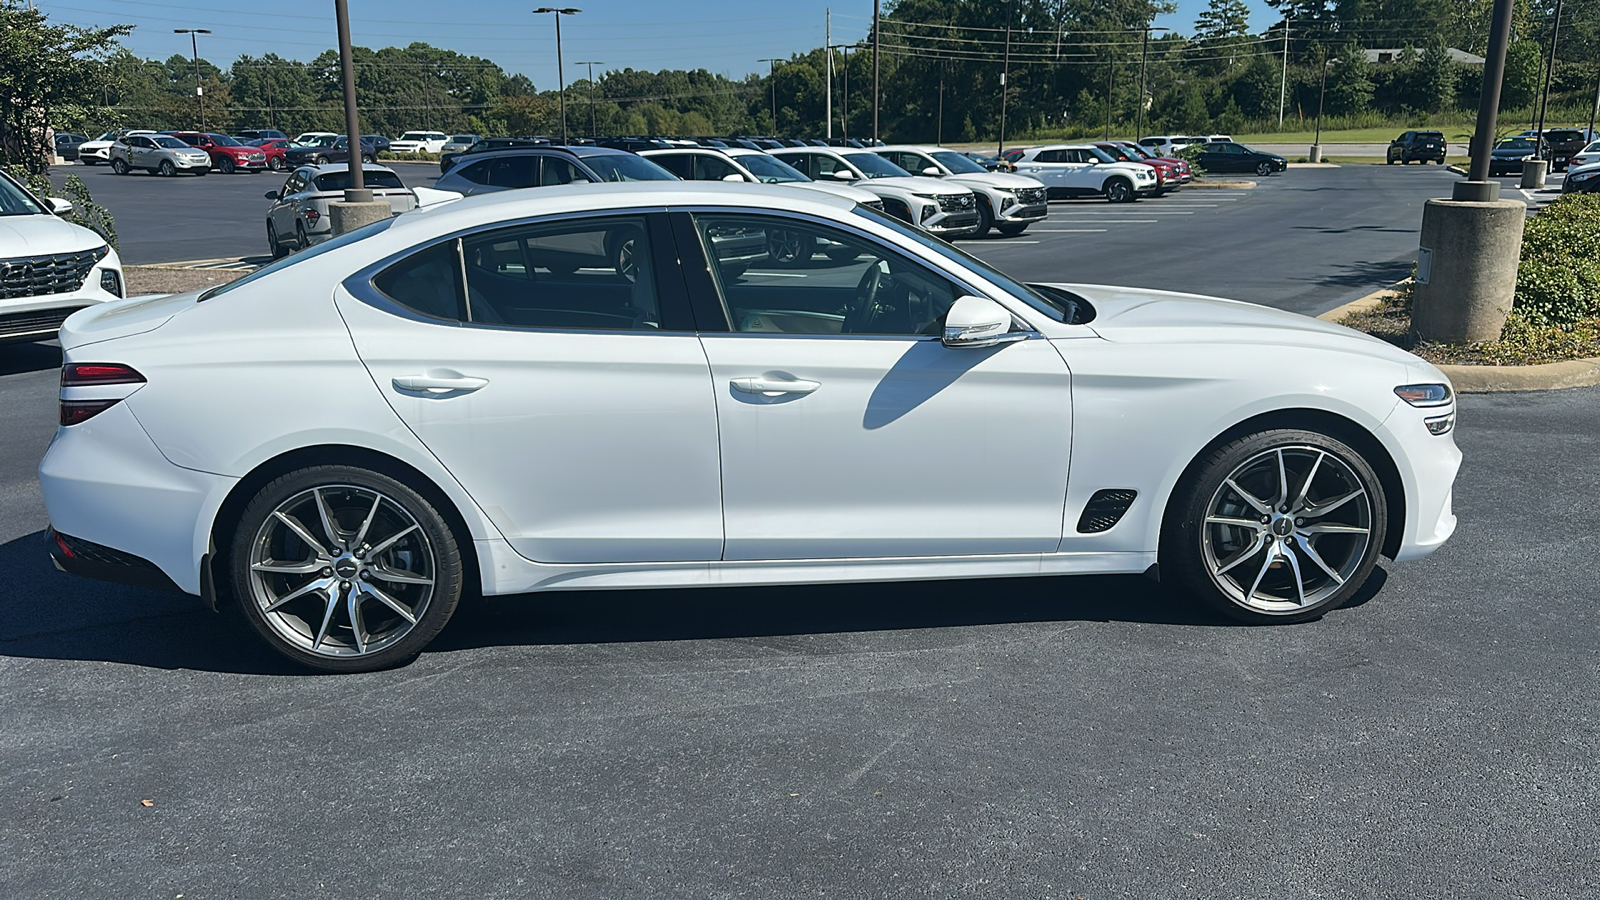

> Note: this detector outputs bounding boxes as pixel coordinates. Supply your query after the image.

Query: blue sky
[56,0,1277,86]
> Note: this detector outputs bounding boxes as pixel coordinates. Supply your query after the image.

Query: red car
[165,132,269,173]
[1114,141,1193,185]
[246,138,292,171]
[1095,142,1185,194]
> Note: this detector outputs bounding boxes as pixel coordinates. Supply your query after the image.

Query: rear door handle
[731,376,820,396]
[392,372,488,394]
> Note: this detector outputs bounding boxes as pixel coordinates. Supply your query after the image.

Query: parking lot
[8,160,1598,897]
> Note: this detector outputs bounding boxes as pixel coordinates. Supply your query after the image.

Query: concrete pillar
[1520,159,1547,189]
[1308,145,1323,163]
[329,200,392,236]
[1410,196,1526,344]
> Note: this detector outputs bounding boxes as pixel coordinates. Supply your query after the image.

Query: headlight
[1521,154,1535,161]
[911,193,939,200]
[1394,383,1453,407]
[1569,170,1597,182]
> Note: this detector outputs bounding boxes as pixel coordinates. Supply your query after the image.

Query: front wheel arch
[207,445,482,609]
[1158,409,1406,563]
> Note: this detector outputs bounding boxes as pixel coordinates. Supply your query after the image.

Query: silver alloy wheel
[1256,161,1273,176]
[767,228,811,264]
[247,485,437,659]
[1200,445,1373,613]
[614,236,638,282]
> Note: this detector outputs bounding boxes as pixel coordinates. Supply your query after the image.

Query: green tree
[1325,43,1376,115]
[0,1,130,171]
[1416,38,1457,113]
[1498,39,1541,110]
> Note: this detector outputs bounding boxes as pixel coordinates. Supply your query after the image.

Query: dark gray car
[431,146,677,196]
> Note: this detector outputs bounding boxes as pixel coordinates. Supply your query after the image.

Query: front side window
[0,171,47,216]
[737,153,807,183]
[693,213,960,337]
[649,153,694,179]
[774,153,815,178]
[540,157,590,185]
[930,151,986,174]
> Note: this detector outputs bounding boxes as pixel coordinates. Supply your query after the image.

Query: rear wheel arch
[209,445,482,605]
[1158,408,1406,562]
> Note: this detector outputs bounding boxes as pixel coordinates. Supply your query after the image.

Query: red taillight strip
[62,363,145,387]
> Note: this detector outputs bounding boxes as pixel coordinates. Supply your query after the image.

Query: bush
[1514,194,1600,325]
[5,164,117,248]
[378,149,441,162]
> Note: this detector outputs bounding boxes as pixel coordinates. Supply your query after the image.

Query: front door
[681,210,1073,561]
[337,212,725,565]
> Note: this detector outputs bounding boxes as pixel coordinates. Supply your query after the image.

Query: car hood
[945,171,1045,190]
[1044,282,1423,366]
[789,181,882,203]
[58,290,198,349]
[859,175,969,195]
[0,215,108,257]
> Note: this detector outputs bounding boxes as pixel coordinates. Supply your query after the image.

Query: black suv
[1387,131,1447,165]
[439,137,550,173]
[1543,129,1589,171]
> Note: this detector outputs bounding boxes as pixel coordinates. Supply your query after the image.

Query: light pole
[998,0,1011,159]
[533,7,580,144]
[1534,0,1563,160]
[758,58,782,133]
[872,0,880,142]
[1134,26,1170,141]
[1310,46,1330,162]
[173,29,211,131]
[576,60,602,136]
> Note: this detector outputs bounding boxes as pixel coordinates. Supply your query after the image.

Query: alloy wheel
[159,160,175,176]
[767,229,812,265]
[246,485,437,660]
[1200,446,1373,613]
[1256,161,1272,176]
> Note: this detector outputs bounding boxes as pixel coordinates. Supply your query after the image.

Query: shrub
[378,149,441,162]
[1514,194,1600,325]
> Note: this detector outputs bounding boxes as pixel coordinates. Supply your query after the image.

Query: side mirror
[1086,158,1098,165]
[721,173,746,182]
[921,166,942,177]
[48,197,73,217]
[942,296,1028,349]
[828,169,856,181]
[264,190,280,200]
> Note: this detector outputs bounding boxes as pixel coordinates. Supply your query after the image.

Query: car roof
[296,163,398,175]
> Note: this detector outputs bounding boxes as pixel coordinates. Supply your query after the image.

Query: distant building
[1364,48,1486,66]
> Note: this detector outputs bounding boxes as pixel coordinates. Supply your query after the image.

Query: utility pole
[576,60,602,136]
[841,46,852,140]
[1134,26,1168,141]
[937,68,944,145]
[1277,19,1289,129]
[759,58,781,133]
[998,0,1011,158]
[1104,51,1114,140]
[533,8,580,145]
[872,0,880,142]
[174,29,211,131]
[1535,0,1563,158]
[1589,63,1599,141]
[825,9,832,139]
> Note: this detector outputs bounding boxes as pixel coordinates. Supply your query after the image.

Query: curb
[1188,179,1256,189]
[1317,282,1600,393]
[1288,162,1339,168]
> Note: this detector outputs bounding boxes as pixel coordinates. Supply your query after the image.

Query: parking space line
[1037,220,1158,224]
[1027,229,1109,233]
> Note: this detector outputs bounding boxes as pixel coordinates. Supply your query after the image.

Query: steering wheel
[845,260,885,334]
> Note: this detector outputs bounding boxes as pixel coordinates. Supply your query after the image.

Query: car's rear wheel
[110,158,128,175]
[158,160,175,177]
[1255,161,1273,176]
[268,221,287,259]
[230,466,464,673]
[1104,178,1134,203]
[295,221,310,251]
[1164,428,1387,624]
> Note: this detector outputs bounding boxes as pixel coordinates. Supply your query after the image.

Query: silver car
[263,164,416,257]
[440,134,482,155]
[108,134,212,177]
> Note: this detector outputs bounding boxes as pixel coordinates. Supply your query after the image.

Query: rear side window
[458,156,536,187]
[314,171,406,191]
[650,153,694,178]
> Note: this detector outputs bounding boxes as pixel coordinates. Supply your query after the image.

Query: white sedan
[41,183,1460,672]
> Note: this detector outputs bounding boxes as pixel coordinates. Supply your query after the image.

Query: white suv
[0,170,124,343]
[875,145,1048,236]
[769,147,980,237]
[390,131,450,154]
[639,147,882,206]
[1011,144,1158,203]
[77,129,155,165]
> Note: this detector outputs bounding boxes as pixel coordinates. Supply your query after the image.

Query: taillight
[303,208,321,223]
[60,363,144,426]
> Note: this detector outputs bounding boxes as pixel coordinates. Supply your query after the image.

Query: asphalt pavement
[6,166,1599,898]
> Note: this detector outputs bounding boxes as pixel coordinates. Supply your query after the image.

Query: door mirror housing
[828,169,856,181]
[721,173,746,182]
[264,190,280,200]
[942,296,1028,349]
[921,166,942,177]
[47,197,73,217]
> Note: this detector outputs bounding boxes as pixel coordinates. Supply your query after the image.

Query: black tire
[973,197,994,237]
[996,222,1028,237]
[1104,177,1134,203]
[218,157,235,174]
[1255,161,1273,176]
[195,168,208,176]
[766,228,815,266]
[1162,428,1388,625]
[824,246,861,263]
[295,221,310,251]
[268,156,285,171]
[268,221,287,259]
[313,155,329,165]
[81,158,98,166]
[361,154,374,165]
[159,160,175,177]
[229,465,464,673]
[110,158,128,175]
[1386,155,1397,165]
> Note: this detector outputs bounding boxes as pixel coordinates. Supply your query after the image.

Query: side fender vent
[1076,489,1138,533]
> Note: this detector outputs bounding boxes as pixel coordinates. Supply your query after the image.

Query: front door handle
[731,376,820,396]
[392,372,488,394]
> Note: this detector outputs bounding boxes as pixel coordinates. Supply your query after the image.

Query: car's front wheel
[110,158,128,175]
[267,220,287,259]
[1164,428,1387,624]
[158,160,175,177]
[229,465,465,673]
[1104,177,1134,203]
[767,228,814,266]
[1255,161,1274,176]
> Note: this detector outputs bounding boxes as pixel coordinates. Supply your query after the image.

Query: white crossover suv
[76,129,155,165]
[390,131,450,155]
[0,169,124,343]
[1011,144,1159,202]
[875,145,1048,236]
[769,146,980,237]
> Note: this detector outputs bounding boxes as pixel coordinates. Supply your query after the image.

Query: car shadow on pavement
[0,528,1386,672]
[1298,258,1416,292]
[0,342,62,377]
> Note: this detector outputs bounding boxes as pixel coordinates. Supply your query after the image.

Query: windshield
[853,205,1081,324]
[0,171,47,217]
[580,153,677,182]
[399,132,433,141]
[151,135,189,149]
[841,151,911,178]
[207,134,242,146]
[1498,139,1535,150]
[201,218,394,302]
[736,153,807,183]
[931,151,987,174]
